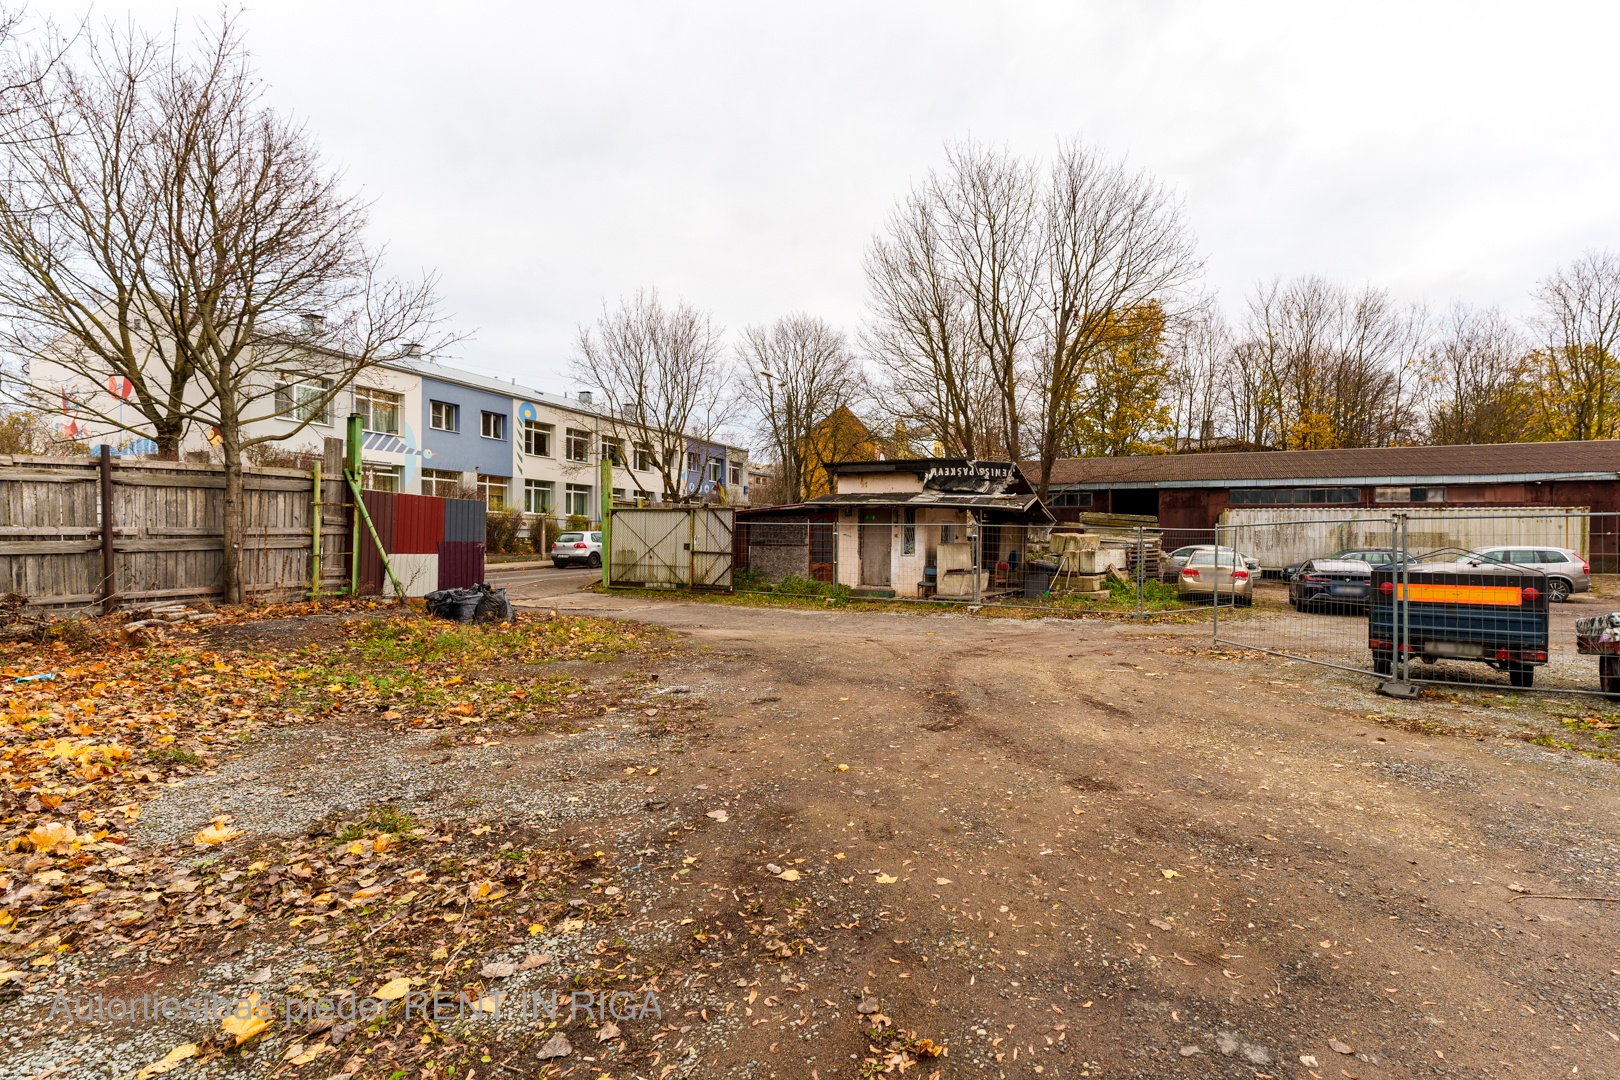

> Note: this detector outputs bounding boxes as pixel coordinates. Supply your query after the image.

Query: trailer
[1369,559,1551,688]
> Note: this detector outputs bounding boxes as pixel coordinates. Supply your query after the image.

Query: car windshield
[556,532,584,543]
[1188,551,1241,566]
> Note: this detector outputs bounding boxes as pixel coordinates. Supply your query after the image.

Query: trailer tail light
[1495,649,1511,660]
[1521,587,1539,601]
[1379,581,1394,594]
[1369,639,1391,650]
[1531,651,1548,662]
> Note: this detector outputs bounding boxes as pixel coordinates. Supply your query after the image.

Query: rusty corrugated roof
[1034,440,1620,488]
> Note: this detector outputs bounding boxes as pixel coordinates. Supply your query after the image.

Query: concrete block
[383,553,440,597]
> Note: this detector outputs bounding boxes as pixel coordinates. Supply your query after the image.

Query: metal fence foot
[1376,680,1420,699]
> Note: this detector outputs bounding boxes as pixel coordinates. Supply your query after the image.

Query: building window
[480,411,505,440]
[523,420,552,456]
[524,479,554,514]
[633,488,654,503]
[709,458,723,483]
[565,483,592,518]
[611,487,626,500]
[353,386,401,434]
[686,451,700,473]
[422,468,462,498]
[361,463,401,492]
[273,376,333,425]
[1375,485,1446,503]
[1229,487,1361,506]
[430,401,458,432]
[601,437,622,465]
[633,443,652,471]
[729,464,741,486]
[565,428,590,462]
[1053,491,1094,508]
[478,474,509,508]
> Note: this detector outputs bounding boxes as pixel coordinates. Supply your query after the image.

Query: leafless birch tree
[1528,249,1620,441]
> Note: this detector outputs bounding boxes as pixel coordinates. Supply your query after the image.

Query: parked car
[1281,549,1396,580]
[1177,549,1254,605]
[1288,558,1374,612]
[1451,547,1589,602]
[551,531,603,568]
[1161,545,1260,583]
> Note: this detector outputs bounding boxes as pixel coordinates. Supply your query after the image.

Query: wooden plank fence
[0,454,352,612]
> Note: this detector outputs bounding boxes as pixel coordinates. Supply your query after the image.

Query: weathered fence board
[0,455,355,611]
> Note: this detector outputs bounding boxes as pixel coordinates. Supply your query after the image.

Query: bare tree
[1163,297,1231,450]
[933,140,1041,462]
[0,18,447,603]
[1030,140,1201,486]
[737,313,861,504]
[862,192,994,457]
[1528,249,1620,441]
[572,288,734,501]
[1424,303,1532,445]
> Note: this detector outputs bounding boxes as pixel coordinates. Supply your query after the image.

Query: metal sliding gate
[607,507,735,590]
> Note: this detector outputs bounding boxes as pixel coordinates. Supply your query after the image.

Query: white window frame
[523,419,553,456]
[480,411,506,440]
[633,442,652,472]
[421,468,461,498]
[565,428,591,463]
[274,376,334,426]
[565,483,592,517]
[478,474,510,509]
[430,401,458,432]
[524,479,554,514]
[353,386,402,435]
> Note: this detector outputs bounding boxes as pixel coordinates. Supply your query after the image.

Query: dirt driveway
[512,581,1620,1077]
[8,584,1620,1080]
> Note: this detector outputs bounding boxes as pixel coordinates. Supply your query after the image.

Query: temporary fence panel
[1210,510,1620,697]
[609,507,734,590]
[1216,506,1589,573]
[444,499,485,543]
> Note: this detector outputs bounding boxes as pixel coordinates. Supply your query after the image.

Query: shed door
[809,515,836,583]
[859,509,893,586]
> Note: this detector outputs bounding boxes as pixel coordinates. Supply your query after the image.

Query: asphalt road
[484,561,600,601]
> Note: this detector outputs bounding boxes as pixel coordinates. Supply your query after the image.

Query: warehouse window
[1052,491,1094,508]
[1229,487,1360,506]
[1375,486,1446,503]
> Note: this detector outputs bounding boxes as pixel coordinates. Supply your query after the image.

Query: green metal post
[309,461,322,599]
[346,415,362,595]
[344,467,405,599]
[600,452,612,588]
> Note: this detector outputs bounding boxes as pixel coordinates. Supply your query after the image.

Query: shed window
[1375,486,1446,503]
[1229,487,1360,506]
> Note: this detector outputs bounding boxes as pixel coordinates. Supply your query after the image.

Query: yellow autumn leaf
[136,1042,198,1079]
[1160,869,1180,879]
[430,946,449,960]
[528,924,542,936]
[287,1042,328,1065]
[193,822,241,845]
[777,869,801,881]
[372,835,394,853]
[555,917,586,933]
[25,822,76,853]
[221,992,272,1045]
[935,878,952,885]
[875,873,898,884]
[375,977,412,1000]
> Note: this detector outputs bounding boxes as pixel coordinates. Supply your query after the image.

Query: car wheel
[1238,595,1253,607]
[587,552,602,569]
[1546,578,1572,603]
[552,561,565,569]
[1508,663,1535,689]
[1372,655,1391,676]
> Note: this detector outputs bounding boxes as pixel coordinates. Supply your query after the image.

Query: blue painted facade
[419,377,513,475]
[683,438,737,499]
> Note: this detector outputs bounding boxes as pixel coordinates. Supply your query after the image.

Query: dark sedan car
[1288,558,1374,612]
[1282,548,1395,580]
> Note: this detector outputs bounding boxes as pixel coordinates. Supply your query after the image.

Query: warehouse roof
[1038,440,1620,490]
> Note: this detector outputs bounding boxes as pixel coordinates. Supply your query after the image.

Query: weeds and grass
[146,746,203,766]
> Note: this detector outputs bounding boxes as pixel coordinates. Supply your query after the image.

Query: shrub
[567,513,590,531]
[485,506,524,553]
[529,517,561,554]
[773,574,848,598]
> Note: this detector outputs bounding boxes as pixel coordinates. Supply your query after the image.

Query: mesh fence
[639,510,1620,698]
[1214,511,1616,696]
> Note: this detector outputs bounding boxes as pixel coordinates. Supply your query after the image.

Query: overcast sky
[54,1,1620,393]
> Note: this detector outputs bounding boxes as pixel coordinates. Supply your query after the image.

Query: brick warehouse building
[1039,439,1620,569]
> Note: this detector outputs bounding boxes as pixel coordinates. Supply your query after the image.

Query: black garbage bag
[424,583,515,625]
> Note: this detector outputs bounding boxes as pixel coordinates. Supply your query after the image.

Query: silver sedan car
[1453,546,1589,602]
[1176,549,1254,606]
